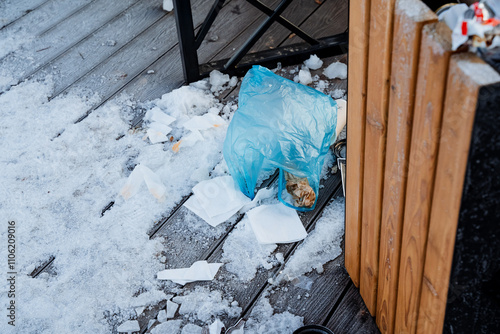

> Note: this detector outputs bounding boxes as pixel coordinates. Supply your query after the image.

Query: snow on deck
[0,1,379,333]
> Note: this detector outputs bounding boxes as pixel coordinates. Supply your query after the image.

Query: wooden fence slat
[376,2,437,333]
[394,22,453,334]
[345,0,371,289]
[417,54,500,334]
[359,0,396,316]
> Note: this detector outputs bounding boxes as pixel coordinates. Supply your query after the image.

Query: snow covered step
[27,0,168,97]
[0,0,138,89]
[0,0,53,30]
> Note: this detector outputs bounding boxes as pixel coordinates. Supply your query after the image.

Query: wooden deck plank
[248,0,323,53]
[345,0,370,289]
[360,0,397,316]
[115,0,279,104]
[417,54,500,334]
[0,0,138,85]
[29,0,167,97]
[376,3,437,333]
[203,173,343,326]
[394,22,453,334]
[0,0,50,29]
[326,284,380,333]
[249,249,349,327]
[281,0,348,47]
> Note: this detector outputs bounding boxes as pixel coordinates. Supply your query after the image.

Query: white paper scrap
[184,196,236,227]
[247,204,307,244]
[192,176,251,219]
[141,165,167,200]
[183,113,226,132]
[147,121,172,143]
[117,320,140,333]
[157,261,222,285]
[119,164,166,200]
[208,318,225,334]
[149,108,176,125]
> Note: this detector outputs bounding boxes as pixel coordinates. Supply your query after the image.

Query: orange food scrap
[172,140,182,153]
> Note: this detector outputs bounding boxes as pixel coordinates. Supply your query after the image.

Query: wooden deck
[2,0,378,332]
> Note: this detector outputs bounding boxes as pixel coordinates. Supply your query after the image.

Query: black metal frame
[173,0,348,83]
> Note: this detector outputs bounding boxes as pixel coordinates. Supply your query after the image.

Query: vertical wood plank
[376,1,437,333]
[359,0,396,315]
[394,22,453,334]
[345,0,371,288]
[417,54,500,334]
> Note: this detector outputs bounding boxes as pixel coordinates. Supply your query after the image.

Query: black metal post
[224,0,294,70]
[173,0,200,83]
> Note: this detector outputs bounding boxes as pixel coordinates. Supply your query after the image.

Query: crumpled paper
[157,260,222,285]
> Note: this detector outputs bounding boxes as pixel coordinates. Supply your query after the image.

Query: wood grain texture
[345,0,371,289]
[282,0,348,47]
[30,0,167,96]
[0,0,138,85]
[417,54,500,334]
[256,254,351,327]
[0,0,51,29]
[327,284,381,333]
[376,2,437,333]
[394,22,453,334]
[360,0,396,316]
[249,0,323,52]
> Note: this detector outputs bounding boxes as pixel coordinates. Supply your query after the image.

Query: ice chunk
[208,319,225,334]
[157,309,168,323]
[209,70,237,93]
[298,69,313,85]
[157,260,222,285]
[331,88,345,100]
[182,324,203,334]
[323,62,347,79]
[167,300,179,319]
[304,54,323,70]
[163,0,174,11]
[135,306,145,316]
[192,176,252,219]
[247,204,307,244]
[151,320,182,334]
[117,320,140,333]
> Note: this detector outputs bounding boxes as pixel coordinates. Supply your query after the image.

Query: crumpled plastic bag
[223,66,337,211]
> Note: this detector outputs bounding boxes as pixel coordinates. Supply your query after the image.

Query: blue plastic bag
[223,66,337,211]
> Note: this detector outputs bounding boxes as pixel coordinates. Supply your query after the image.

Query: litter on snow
[183,113,226,132]
[208,318,225,334]
[247,203,307,244]
[157,260,223,285]
[119,164,166,200]
[185,176,252,226]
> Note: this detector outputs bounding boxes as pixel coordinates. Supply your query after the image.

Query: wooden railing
[345,0,500,333]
